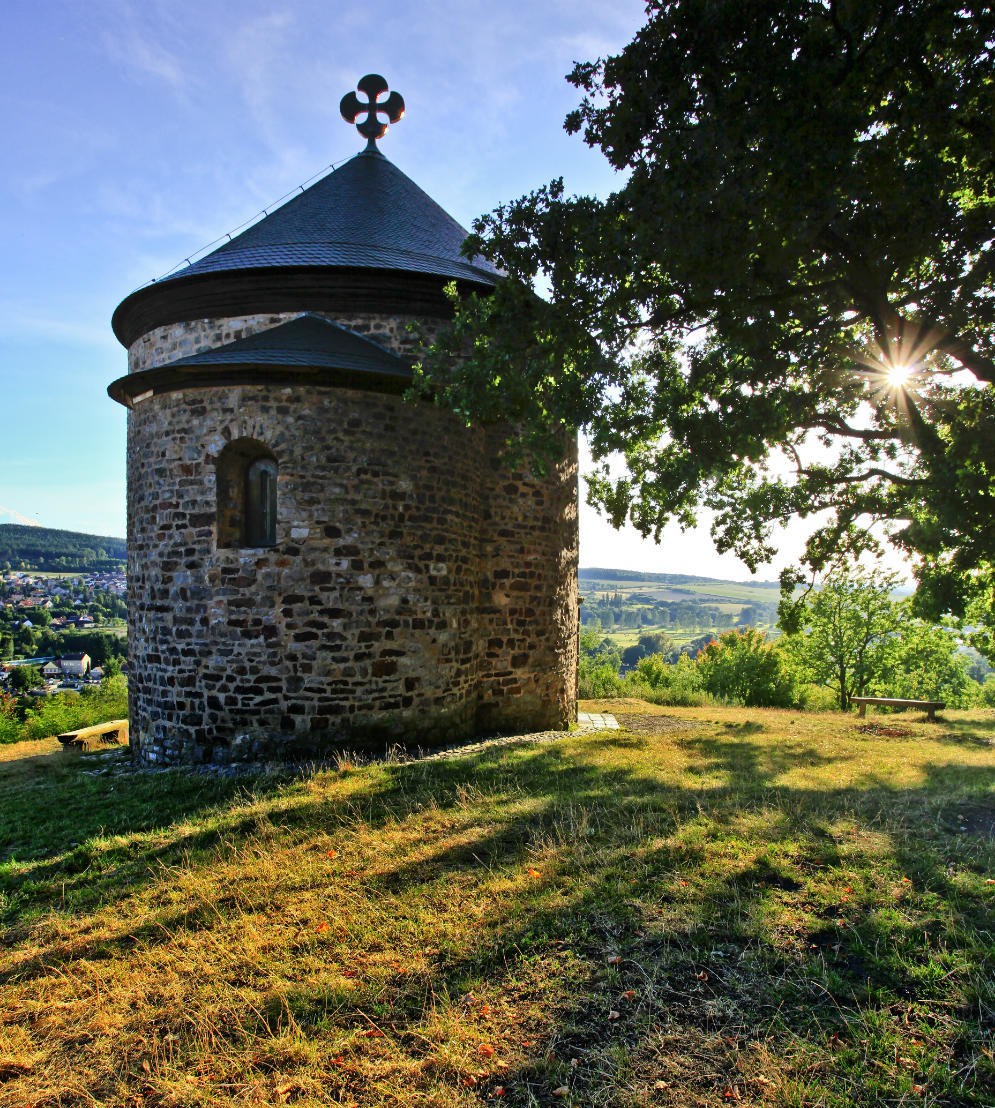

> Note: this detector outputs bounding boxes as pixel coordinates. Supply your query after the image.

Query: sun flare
[886,361,914,388]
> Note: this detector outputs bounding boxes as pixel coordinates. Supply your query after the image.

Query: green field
[579,569,783,650]
[580,568,780,596]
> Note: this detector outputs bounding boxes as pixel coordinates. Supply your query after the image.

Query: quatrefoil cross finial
[340,74,405,150]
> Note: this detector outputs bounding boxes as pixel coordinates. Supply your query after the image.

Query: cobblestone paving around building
[94,712,621,777]
[421,710,619,762]
[576,711,620,731]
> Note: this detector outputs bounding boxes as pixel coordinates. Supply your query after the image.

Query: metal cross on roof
[340,74,405,150]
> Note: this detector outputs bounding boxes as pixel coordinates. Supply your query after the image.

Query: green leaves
[418,0,995,646]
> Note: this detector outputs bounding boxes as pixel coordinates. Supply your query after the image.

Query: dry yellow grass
[0,735,62,763]
[1,704,993,1106]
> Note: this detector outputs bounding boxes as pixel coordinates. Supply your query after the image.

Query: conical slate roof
[178,148,500,286]
[112,147,500,347]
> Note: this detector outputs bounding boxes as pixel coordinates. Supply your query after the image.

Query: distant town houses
[1,568,125,624]
[58,652,91,677]
[1,652,97,691]
[3,653,91,677]
[0,568,126,602]
[1,567,127,677]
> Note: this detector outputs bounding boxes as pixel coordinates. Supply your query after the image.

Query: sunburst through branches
[855,320,944,410]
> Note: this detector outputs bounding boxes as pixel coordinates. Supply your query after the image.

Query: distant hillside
[0,525,126,572]
[579,567,780,590]
[578,566,782,641]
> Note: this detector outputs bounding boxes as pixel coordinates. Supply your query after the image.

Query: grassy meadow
[1,705,993,1106]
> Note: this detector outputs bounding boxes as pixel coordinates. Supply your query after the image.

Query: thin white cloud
[0,311,120,352]
[99,0,190,94]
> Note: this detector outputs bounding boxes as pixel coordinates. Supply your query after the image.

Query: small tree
[697,628,795,708]
[7,665,41,693]
[779,565,900,710]
[884,613,974,706]
[621,630,676,668]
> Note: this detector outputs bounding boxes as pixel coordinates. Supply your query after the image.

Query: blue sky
[0,0,796,579]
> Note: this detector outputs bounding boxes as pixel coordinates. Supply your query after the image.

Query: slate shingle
[163,313,411,381]
[167,149,500,288]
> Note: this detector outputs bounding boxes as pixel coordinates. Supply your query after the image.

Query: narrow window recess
[216,439,278,548]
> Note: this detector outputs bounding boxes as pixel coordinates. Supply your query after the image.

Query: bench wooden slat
[57,719,128,751]
[851,697,945,721]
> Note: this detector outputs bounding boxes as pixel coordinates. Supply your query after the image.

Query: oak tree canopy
[422,0,995,628]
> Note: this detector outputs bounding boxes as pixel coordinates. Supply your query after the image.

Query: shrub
[578,630,624,698]
[0,692,19,744]
[979,675,995,708]
[630,653,709,707]
[696,628,796,707]
[11,676,128,743]
[578,658,625,698]
[795,682,840,712]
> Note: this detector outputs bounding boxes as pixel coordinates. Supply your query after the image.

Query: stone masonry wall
[476,429,578,732]
[126,385,487,763]
[124,313,577,765]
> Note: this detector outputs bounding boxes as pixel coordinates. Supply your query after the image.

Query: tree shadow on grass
[0,754,303,929]
[253,736,995,1104]
[2,724,994,1105]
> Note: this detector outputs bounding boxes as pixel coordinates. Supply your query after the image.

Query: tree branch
[802,467,927,487]
[816,419,894,442]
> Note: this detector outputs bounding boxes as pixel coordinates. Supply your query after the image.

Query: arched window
[216,439,278,548]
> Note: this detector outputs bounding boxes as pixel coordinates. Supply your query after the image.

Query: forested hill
[579,567,780,590]
[0,525,126,572]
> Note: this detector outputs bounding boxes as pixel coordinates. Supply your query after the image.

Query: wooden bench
[57,719,129,751]
[851,697,945,721]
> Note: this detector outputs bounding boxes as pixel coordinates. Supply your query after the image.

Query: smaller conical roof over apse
[112,75,500,348]
[108,314,413,407]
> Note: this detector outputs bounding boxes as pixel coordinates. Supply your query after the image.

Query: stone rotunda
[109,76,578,766]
